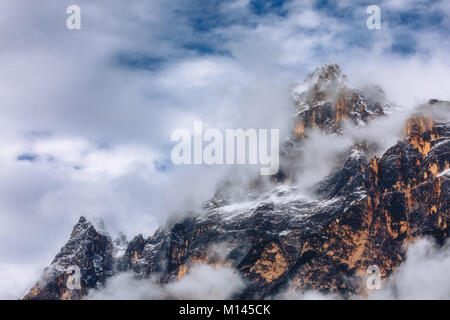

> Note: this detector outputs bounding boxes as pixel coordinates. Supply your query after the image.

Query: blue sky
[105,0,450,65]
[0,0,450,298]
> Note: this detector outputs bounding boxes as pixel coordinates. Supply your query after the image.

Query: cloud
[383,0,429,11]
[86,272,163,300]
[370,238,450,300]
[87,264,245,300]
[294,129,354,191]
[275,285,341,300]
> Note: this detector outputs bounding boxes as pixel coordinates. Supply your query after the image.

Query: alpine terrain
[24,64,450,300]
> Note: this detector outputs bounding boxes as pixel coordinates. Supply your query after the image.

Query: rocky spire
[292,63,388,138]
[24,216,115,300]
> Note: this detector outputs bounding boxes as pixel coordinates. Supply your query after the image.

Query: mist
[87,264,245,300]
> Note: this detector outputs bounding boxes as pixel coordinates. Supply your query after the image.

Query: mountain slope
[24,217,115,300]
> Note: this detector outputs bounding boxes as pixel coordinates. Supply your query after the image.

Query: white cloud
[162,59,229,89]
[165,264,245,299]
[32,137,89,164]
[0,263,46,300]
[370,238,450,300]
[382,0,427,11]
[88,264,245,300]
[275,284,340,300]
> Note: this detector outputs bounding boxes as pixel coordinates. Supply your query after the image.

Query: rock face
[292,64,389,138]
[24,65,450,300]
[24,217,115,300]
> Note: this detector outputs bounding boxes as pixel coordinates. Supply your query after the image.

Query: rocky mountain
[24,217,115,300]
[292,63,389,138]
[24,65,449,300]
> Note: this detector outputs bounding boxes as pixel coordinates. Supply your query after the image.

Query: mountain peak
[24,216,115,300]
[292,64,387,138]
[305,63,346,83]
[69,216,99,240]
[292,64,347,103]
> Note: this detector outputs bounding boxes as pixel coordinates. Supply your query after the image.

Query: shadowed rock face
[24,67,449,300]
[24,217,115,300]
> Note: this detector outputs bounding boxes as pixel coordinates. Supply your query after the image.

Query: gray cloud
[87,264,245,300]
